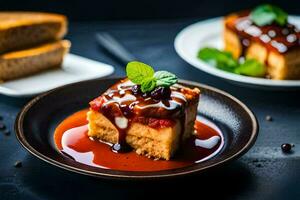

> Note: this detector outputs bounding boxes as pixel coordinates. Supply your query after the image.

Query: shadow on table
[16,155,255,200]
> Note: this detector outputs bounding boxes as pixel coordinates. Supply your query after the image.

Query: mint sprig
[197,47,266,77]
[126,61,154,84]
[141,77,156,93]
[250,4,288,26]
[154,71,178,87]
[126,61,178,93]
[235,59,266,77]
[198,47,238,72]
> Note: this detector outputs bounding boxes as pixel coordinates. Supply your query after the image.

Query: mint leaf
[273,6,288,25]
[197,47,266,77]
[126,61,154,84]
[154,71,178,87]
[141,77,156,93]
[235,59,266,77]
[126,61,178,92]
[198,47,238,72]
[250,4,288,26]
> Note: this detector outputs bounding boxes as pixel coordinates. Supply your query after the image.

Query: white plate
[0,54,114,97]
[174,16,300,89]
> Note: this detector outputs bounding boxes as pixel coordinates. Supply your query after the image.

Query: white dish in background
[0,54,114,97]
[174,16,300,89]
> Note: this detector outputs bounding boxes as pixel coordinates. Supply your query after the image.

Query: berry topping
[142,92,150,98]
[131,85,141,95]
[120,105,134,118]
[150,87,171,100]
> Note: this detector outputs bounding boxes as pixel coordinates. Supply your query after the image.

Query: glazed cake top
[90,79,200,120]
[225,11,300,54]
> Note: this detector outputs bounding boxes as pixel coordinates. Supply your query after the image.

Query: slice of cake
[224,5,300,80]
[87,62,200,160]
[0,12,67,53]
[0,40,70,81]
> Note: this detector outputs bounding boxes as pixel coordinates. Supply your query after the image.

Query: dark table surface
[0,19,299,200]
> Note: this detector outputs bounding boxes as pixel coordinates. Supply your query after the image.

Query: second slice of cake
[224,6,300,80]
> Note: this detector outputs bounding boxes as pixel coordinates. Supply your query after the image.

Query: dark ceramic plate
[15,78,258,180]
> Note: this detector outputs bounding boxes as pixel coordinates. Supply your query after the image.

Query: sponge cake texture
[0,12,67,53]
[0,40,70,81]
[87,84,200,160]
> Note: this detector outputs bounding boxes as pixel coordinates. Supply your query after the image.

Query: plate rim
[174,16,300,88]
[0,53,115,97]
[15,77,259,180]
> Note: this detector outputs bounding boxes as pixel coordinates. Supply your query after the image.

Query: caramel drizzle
[227,11,300,55]
[99,80,188,152]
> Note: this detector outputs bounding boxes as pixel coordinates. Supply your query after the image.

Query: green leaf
[198,47,238,72]
[126,61,154,84]
[250,4,288,26]
[235,59,266,77]
[273,6,288,25]
[197,47,266,77]
[141,77,156,93]
[154,71,178,87]
[126,61,178,92]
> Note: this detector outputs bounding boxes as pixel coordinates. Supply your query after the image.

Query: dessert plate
[15,78,258,180]
[174,16,300,89]
[0,54,114,97]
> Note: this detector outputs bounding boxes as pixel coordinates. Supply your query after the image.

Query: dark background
[0,1,300,200]
[1,0,299,21]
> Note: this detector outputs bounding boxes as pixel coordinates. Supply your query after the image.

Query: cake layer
[0,12,67,53]
[126,121,182,160]
[88,109,183,160]
[87,102,198,160]
[0,40,70,81]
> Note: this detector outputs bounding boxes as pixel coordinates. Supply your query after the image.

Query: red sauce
[226,11,300,55]
[54,109,223,171]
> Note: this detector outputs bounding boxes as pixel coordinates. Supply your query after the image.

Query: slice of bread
[0,12,67,53]
[0,40,70,81]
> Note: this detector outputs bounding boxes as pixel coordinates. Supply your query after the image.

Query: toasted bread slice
[0,40,70,81]
[0,12,67,53]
